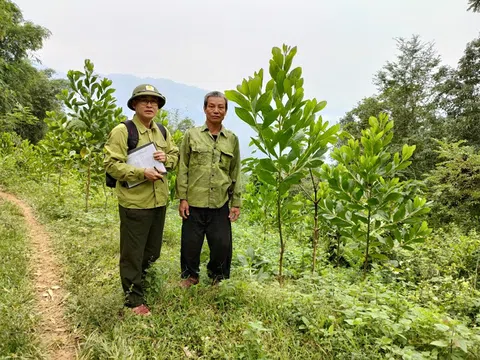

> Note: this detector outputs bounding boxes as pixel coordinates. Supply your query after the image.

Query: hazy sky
[14,0,480,121]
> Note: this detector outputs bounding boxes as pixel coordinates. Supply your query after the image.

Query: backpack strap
[122,120,139,152]
[121,120,167,153]
[156,123,167,140]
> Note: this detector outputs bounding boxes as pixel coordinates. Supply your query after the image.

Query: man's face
[204,96,227,125]
[134,96,159,121]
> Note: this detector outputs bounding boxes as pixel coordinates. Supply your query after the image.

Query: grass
[0,199,44,359]
[1,170,480,359]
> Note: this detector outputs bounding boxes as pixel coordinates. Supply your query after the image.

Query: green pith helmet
[127,84,166,110]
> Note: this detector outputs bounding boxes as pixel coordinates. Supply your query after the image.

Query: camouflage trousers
[118,205,166,307]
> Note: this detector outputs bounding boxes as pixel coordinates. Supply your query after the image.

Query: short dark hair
[204,91,228,111]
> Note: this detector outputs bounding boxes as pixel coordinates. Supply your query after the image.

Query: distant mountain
[106,74,255,158]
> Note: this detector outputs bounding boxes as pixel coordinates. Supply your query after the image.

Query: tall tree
[468,0,480,12]
[340,35,444,179]
[0,0,65,143]
[226,45,339,279]
[45,60,125,211]
[435,36,480,149]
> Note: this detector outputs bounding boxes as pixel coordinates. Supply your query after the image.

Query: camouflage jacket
[104,115,179,209]
[176,123,241,208]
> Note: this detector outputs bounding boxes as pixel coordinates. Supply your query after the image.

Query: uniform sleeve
[230,135,242,208]
[164,128,179,170]
[175,130,190,200]
[103,125,145,182]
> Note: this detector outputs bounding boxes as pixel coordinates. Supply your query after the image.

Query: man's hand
[229,207,240,222]
[144,167,163,182]
[179,199,190,219]
[153,150,166,162]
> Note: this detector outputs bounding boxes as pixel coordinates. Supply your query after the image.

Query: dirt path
[0,191,77,359]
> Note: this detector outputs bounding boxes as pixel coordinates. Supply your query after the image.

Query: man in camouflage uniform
[104,84,179,315]
[176,91,241,287]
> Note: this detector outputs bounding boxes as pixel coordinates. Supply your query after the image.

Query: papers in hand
[126,142,167,188]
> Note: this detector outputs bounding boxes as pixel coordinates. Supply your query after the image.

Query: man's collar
[133,114,154,134]
[202,122,228,137]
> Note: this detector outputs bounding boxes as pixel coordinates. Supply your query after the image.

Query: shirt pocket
[219,148,234,171]
[191,145,211,167]
[154,136,167,152]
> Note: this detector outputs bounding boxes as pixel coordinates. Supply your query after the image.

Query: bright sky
[15,0,480,121]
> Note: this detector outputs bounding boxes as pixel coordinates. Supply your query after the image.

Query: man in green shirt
[104,84,179,316]
[176,91,241,288]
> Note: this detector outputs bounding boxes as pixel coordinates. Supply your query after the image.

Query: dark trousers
[119,205,166,307]
[180,202,232,281]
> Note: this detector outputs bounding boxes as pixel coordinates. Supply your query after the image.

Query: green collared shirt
[176,123,241,208]
[104,115,179,209]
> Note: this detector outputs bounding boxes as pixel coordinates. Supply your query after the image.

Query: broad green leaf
[266,79,275,93]
[287,146,300,162]
[256,169,277,186]
[284,46,297,73]
[434,324,450,332]
[262,109,280,129]
[249,138,268,156]
[255,91,273,112]
[269,60,280,82]
[283,78,293,97]
[396,161,412,171]
[259,158,277,173]
[237,79,249,96]
[454,338,468,353]
[384,120,394,133]
[353,212,368,224]
[235,107,256,128]
[272,47,284,68]
[369,253,388,260]
[306,158,324,169]
[248,76,262,99]
[313,100,327,113]
[393,205,406,222]
[225,90,251,110]
[368,116,379,128]
[278,127,294,152]
[285,109,303,129]
[80,147,88,158]
[367,198,379,206]
[275,70,286,95]
[383,192,403,203]
[401,144,416,160]
[283,172,304,187]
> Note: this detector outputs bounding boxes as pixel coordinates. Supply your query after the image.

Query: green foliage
[340,35,445,179]
[0,103,40,139]
[153,109,195,203]
[436,36,480,149]
[468,0,480,12]
[426,140,480,230]
[1,133,480,359]
[0,1,65,143]
[320,114,432,273]
[0,0,49,63]
[226,44,339,278]
[44,59,125,211]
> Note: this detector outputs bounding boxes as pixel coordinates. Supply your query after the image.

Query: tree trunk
[85,160,91,212]
[277,191,284,282]
[363,209,371,276]
[312,201,319,273]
